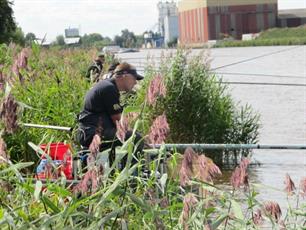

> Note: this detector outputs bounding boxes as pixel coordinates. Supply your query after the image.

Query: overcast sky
[12,0,306,43]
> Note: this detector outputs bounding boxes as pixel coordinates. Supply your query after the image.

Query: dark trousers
[76,126,144,168]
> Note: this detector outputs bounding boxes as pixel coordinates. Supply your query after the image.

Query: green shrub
[129,50,260,165]
[1,45,92,163]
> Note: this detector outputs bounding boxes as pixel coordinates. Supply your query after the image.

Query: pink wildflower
[300,177,306,198]
[253,209,263,226]
[196,154,221,183]
[206,157,222,181]
[147,74,166,106]
[145,188,157,206]
[179,147,195,186]
[0,93,19,134]
[263,201,282,222]
[73,167,100,195]
[230,158,250,189]
[0,138,9,163]
[116,116,129,142]
[12,48,29,82]
[148,113,170,145]
[17,48,29,69]
[181,193,198,229]
[284,173,296,196]
[89,134,101,156]
[160,197,169,208]
[179,148,221,186]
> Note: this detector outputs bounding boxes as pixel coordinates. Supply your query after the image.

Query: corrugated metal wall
[179,7,209,44]
[178,2,278,45]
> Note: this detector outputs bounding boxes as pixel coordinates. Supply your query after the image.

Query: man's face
[123,74,137,92]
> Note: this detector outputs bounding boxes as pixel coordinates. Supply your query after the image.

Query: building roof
[278,9,306,19]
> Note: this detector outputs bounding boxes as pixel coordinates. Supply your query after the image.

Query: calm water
[118,46,306,207]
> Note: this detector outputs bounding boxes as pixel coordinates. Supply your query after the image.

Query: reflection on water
[119,46,306,207]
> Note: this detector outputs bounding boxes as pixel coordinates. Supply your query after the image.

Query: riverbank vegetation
[214,25,306,48]
[0,44,304,229]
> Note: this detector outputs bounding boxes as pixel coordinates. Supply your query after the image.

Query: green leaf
[0,162,33,176]
[205,207,216,217]
[293,210,306,216]
[123,106,141,114]
[211,214,228,230]
[34,180,43,200]
[127,193,152,212]
[17,210,28,222]
[0,208,3,219]
[88,207,126,230]
[47,184,71,197]
[41,196,61,214]
[231,199,244,220]
[159,173,168,194]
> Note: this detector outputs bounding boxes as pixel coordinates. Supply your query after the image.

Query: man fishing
[77,62,144,166]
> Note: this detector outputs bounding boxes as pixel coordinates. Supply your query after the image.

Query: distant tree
[103,36,112,43]
[135,34,144,48]
[121,29,136,48]
[114,29,136,48]
[114,35,124,47]
[10,27,25,45]
[25,32,36,45]
[81,33,103,46]
[55,35,65,46]
[0,0,17,44]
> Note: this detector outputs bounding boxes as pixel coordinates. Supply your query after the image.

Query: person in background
[85,52,105,82]
[101,61,120,80]
[77,62,144,166]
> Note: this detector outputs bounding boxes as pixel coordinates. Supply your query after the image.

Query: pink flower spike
[230,158,250,189]
[179,147,196,187]
[148,113,170,145]
[253,209,263,226]
[147,74,166,106]
[116,116,129,142]
[181,193,198,229]
[263,201,282,222]
[0,93,19,134]
[0,138,9,163]
[89,134,101,156]
[284,173,296,196]
[17,48,29,69]
[300,177,306,198]
[73,168,100,195]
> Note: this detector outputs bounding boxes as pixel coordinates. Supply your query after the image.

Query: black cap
[114,63,143,80]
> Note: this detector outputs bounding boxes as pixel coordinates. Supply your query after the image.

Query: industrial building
[157,1,178,36]
[164,15,179,45]
[278,9,306,27]
[178,0,278,46]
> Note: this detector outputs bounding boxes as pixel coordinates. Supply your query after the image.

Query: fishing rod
[150,144,306,150]
[22,124,306,150]
[23,123,73,132]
